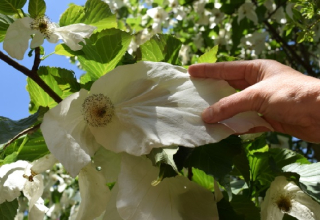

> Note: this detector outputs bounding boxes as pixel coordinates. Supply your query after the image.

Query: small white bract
[41,61,272,177]
[261,176,320,220]
[237,2,258,25]
[0,155,57,218]
[3,16,96,60]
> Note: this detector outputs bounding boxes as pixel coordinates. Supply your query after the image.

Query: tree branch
[0,51,62,103]
[251,0,316,76]
[3,123,41,150]
[32,47,41,72]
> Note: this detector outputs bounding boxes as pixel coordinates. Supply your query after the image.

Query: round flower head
[3,16,96,60]
[261,176,320,220]
[41,61,272,176]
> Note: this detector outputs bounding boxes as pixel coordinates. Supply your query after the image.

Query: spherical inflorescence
[30,16,53,38]
[82,93,115,127]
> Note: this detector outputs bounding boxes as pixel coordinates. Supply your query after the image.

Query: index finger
[188,60,265,85]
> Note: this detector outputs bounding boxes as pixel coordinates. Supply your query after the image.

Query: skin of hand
[188,59,320,143]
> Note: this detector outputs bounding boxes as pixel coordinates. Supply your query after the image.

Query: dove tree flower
[72,147,222,219]
[237,2,258,25]
[3,16,96,60]
[0,154,57,219]
[261,176,320,220]
[41,61,272,177]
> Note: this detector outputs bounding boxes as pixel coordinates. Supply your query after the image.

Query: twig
[251,0,316,76]
[3,123,41,150]
[32,47,41,72]
[0,51,62,103]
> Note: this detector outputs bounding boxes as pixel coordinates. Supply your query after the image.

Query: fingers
[188,60,267,86]
[202,88,261,123]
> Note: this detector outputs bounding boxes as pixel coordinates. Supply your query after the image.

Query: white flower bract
[261,176,320,220]
[3,17,96,60]
[41,61,272,177]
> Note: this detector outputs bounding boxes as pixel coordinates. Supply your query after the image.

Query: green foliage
[0,15,12,42]
[0,199,18,220]
[186,135,242,182]
[198,45,218,63]
[59,0,117,31]
[0,0,27,15]
[192,167,215,191]
[0,113,38,144]
[1,130,49,163]
[77,29,132,80]
[27,66,80,113]
[138,34,182,65]
[148,146,179,173]
[28,0,46,18]
[230,194,260,220]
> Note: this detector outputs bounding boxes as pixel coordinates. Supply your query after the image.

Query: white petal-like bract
[50,24,97,50]
[41,61,271,175]
[117,154,219,220]
[3,17,35,60]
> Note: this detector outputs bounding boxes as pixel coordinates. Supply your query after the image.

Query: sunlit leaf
[138,34,182,65]
[198,45,218,63]
[76,29,132,80]
[28,0,46,18]
[26,66,80,113]
[59,0,117,31]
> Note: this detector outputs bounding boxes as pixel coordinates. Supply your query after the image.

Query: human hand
[188,59,320,143]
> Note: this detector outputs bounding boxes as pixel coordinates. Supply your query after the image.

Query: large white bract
[41,61,272,177]
[261,176,320,220]
[3,17,96,60]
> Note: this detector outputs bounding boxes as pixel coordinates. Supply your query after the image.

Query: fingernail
[202,107,214,122]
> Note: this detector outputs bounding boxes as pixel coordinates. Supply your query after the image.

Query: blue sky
[0,0,87,120]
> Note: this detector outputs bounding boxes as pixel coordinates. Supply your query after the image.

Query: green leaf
[0,14,13,42]
[0,113,38,144]
[148,146,179,173]
[192,167,214,191]
[138,34,182,65]
[230,194,260,220]
[76,29,132,80]
[186,135,242,182]
[3,152,18,164]
[54,44,85,57]
[26,66,80,113]
[0,199,18,220]
[28,0,46,18]
[217,197,245,220]
[148,146,180,183]
[3,130,49,162]
[282,163,320,203]
[59,0,117,31]
[0,0,27,14]
[198,45,218,63]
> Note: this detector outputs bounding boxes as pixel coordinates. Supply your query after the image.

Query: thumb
[202,88,261,123]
